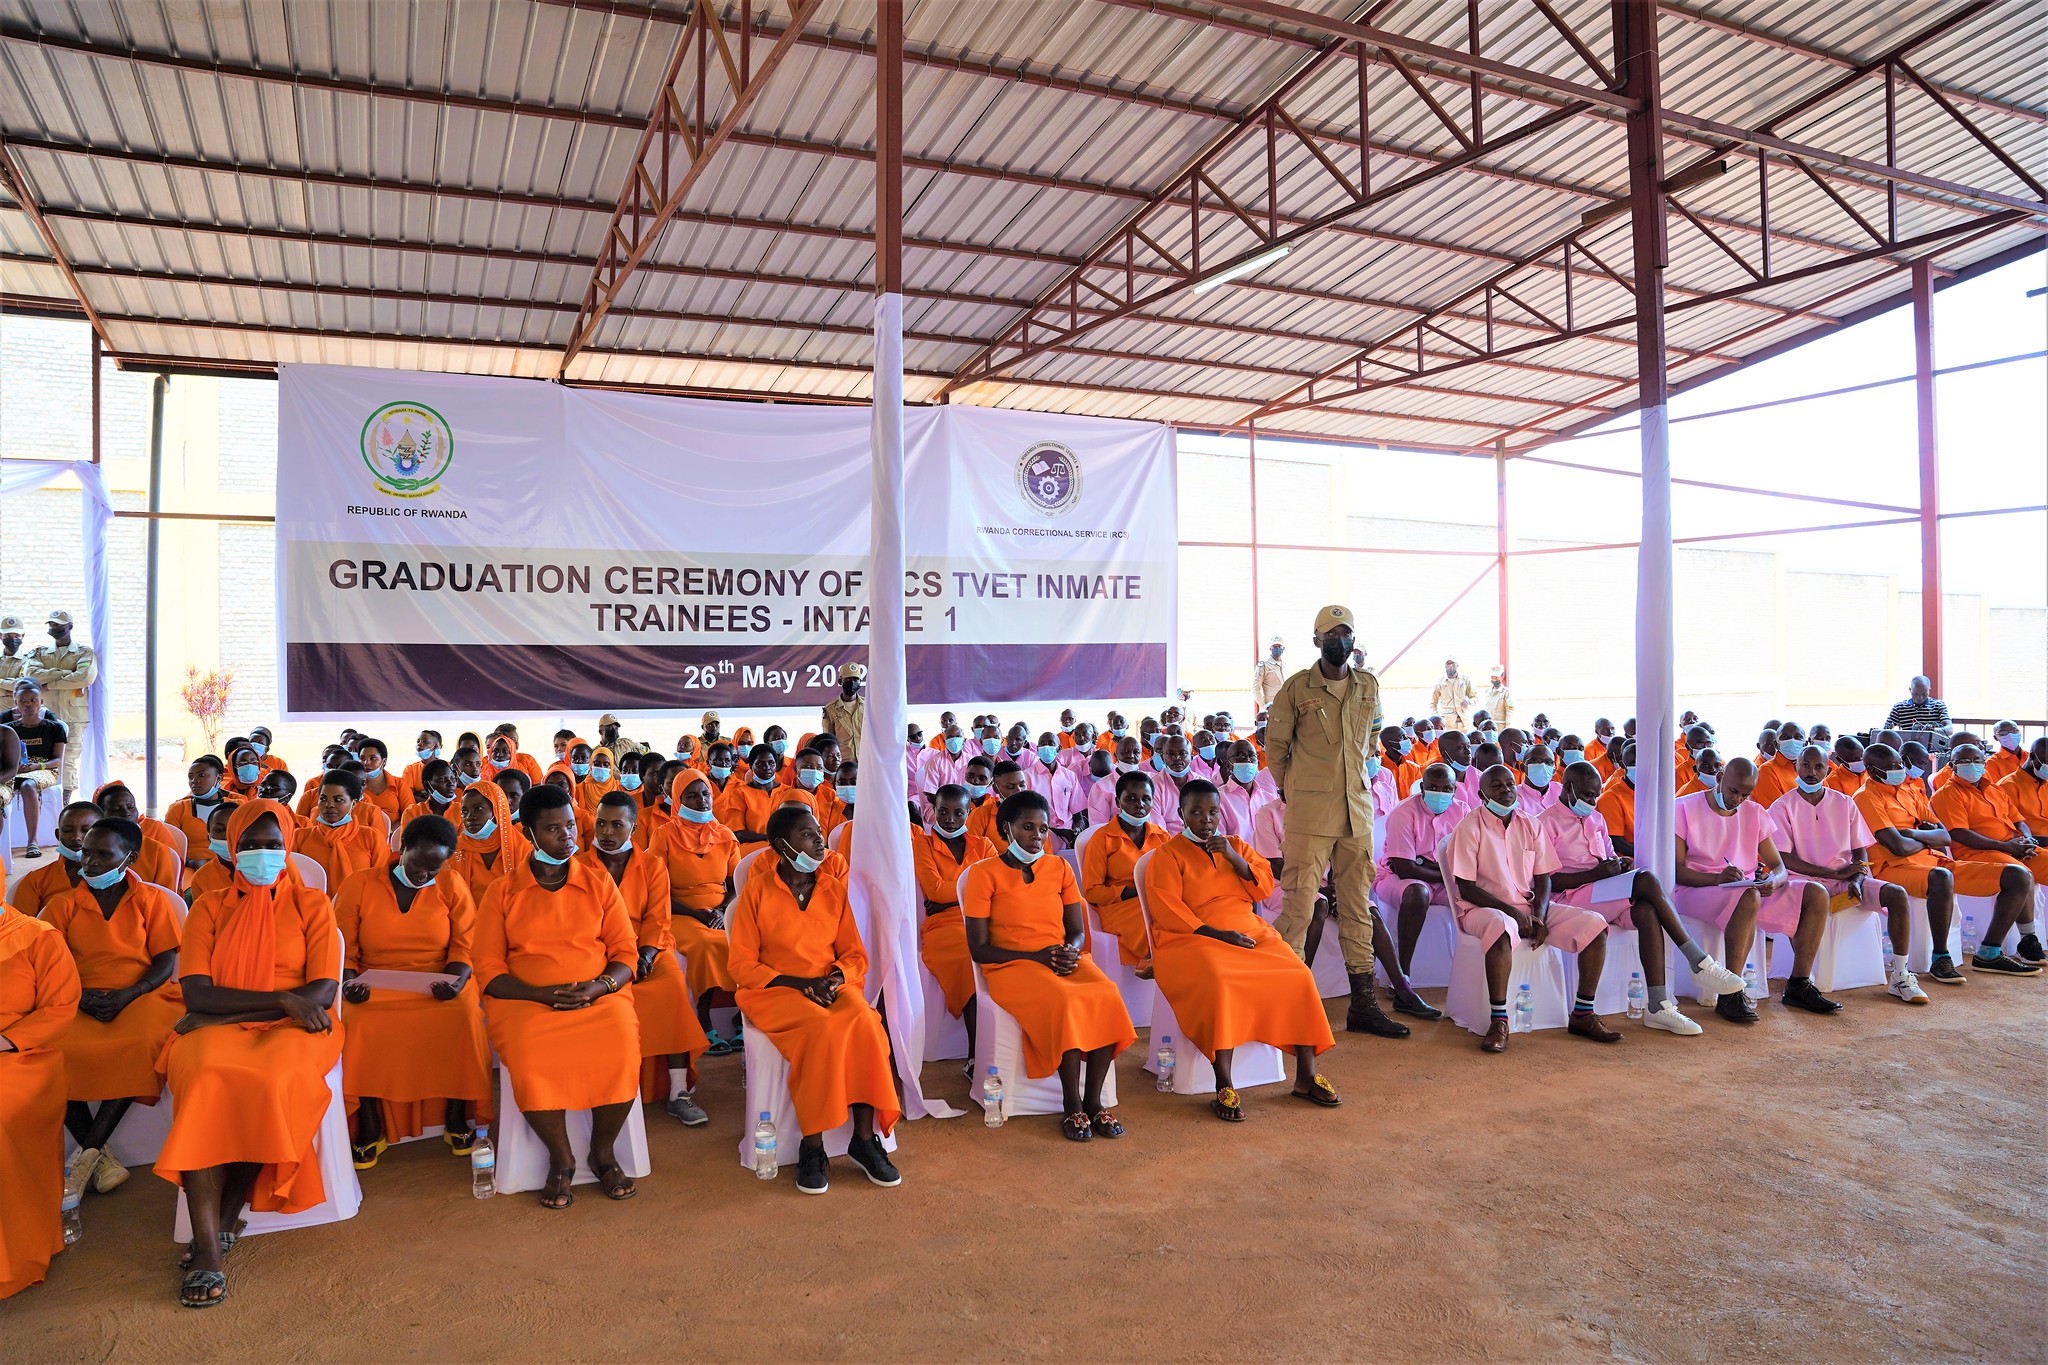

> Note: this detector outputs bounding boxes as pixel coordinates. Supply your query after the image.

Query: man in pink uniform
[1513,742,1564,819]
[919,723,970,805]
[1215,739,1276,841]
[1084,736,1146,829]
[1443,765,1620,1053]
[1022,731,1085,844]
[1540,762,1745,1036]
[1769,744,1927,1005]
[1058,723,1099,779]
[1375,763,1469,988]
[1148,734,1201,838]
[1672,757,1838,1023]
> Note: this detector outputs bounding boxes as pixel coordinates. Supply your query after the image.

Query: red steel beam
[0,142,115,351]
[1911,257,1943,695]
[559,0,824,371]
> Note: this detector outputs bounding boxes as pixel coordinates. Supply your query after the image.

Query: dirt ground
[4,966,2043,1365]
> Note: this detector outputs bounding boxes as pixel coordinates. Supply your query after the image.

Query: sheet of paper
[351,969,458,995]
[1586,869,1638,903]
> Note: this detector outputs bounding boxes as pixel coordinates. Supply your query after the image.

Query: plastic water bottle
[1962,914,1980,958]
[1512,983,1534,1034]
[752,1112,779,1180]
[1154,1035,1176,1092]
[1626,972,1646,1020]
[60,1189,81,1246]
[469,1124,495,1199]
[982,1067,1006,1127]
[1742,959,1761,998]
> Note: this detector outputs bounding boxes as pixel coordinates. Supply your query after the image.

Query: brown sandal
[1060,1112,1094,1142]
[1291,1075,1342,1107]
[540,1167,576,1210]
[595,1162,638,1201]
[1089,1109,1125,1139]
[1209,1087,1246,1122]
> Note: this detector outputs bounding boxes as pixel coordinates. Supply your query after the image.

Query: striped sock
[1490,1002,1508,1021]
[1571,992,1596,1016]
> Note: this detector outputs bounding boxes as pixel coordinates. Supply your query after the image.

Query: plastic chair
[157,823,189,863]
[733,846,768,894]
[920,916,971,1063]
[735,1015,897,1170]
[1133,849,1285,1095]
[1072,826,1152,1028]
[288,852,326,894]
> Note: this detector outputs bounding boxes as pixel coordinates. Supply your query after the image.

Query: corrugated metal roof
[1,0,2040,451]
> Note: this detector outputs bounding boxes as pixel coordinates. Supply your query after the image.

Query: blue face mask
[591,766,612,783]
[570,761,590,779]
[1422,790,1456,815]
[1567,797,1597,818]
[417,747,438,762]
[1847,761,1866,774]
[1795,777,1827,794]
[1448,760,1469,776]
[59,844,84,863]
[770,739,789,758]
[619,774,642,791]
[1559,749,1585,767]
[1953,762,1987,784]
[1906,764,1927,779]
[1150,754,1165,772]
[735,743,753,759]
[531,843,572,866]
[1394,739,1413,758]
[1365,756,1383,778]
[228,763,260,784]
[980,738,999,756]
[678,805,716,824]
[782,844,822,874]
[250,741,268,758]
[209,837,231,860]
[468,818,498,840]
[193,783,222,803]
[1111,727,1127,739]
[966,782,991,801]
[1483,797,1518,819]
[797,769,824,790]
[837,784,857,805]
[317,810,351,828]
[673,750,692,764]
[1231,762,1259,784]
[455,770,477,786]
[1007,840,1042,864]
[235,849,288,885]
[1709,788,1735,811]
[709,764,734,782]
[944,736,965,756]
[1117,808,1148,828]
[393,861,436,890]
[1880,769,1907,786]
[1779,742,1806,763]
[82,864,126,891]
[1198,744,1216,762]
[1625,766,1638,785]
[1524,763,1555,788]
[1164,761,1191,778]
[750,773,778,788]
[1037,745,1060,765]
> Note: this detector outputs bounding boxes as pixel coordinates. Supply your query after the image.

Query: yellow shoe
[91,1149,131,1193]
[350,1139,387,1170]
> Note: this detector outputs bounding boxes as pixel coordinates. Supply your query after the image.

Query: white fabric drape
[849,295,960,1120]
[1634,404,1675,886]
[0,459,113,794]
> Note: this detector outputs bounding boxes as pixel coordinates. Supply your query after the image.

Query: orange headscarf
[208,799,297,994]
[0,903,46,964]
[662,768,736,855]
[458,779,520,854]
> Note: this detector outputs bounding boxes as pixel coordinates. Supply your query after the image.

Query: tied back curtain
[0,459,112,794]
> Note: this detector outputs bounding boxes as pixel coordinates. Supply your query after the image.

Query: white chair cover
[1132,847,1285,1094]
[1445,930,1572,1036]
[1562,927,1641,1015]
[734,1016,896,1169]
[1766,907,1886,991]
[1672,914,1769,1005]
[492,1066,652,1193]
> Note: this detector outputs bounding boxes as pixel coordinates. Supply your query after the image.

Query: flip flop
[179,1269,227,1309]
[540,1167,576,1210]
[1060,1112,1093,1142]
[595,1162,638,1201]
[177,1223,242,1270]
[351,1138,388,1170]
[1291,1075,1342,1107]
[1089,1109,1125,1139]
[1209,1088,1246,1122]
[443,1129,477,1156]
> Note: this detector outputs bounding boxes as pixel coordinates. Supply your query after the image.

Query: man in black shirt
[5,677,67,857]
[1884,675,1952,734]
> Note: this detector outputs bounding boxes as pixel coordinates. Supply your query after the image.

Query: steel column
[89,331,101,464]
[1912,258,1943,695]
[1248,421,1263,672]
[1494,437,1510,674]
[1618,0,1675,888]
[143,375,166,814]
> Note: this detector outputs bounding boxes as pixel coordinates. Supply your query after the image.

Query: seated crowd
[2,697,2041,1309]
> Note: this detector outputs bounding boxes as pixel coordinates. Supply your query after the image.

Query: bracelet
[597,973,622,993]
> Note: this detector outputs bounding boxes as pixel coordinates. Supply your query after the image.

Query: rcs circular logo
[361,401,454,498]
[1015,441,1081,516]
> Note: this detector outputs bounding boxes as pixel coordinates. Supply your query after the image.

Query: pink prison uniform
[1250,798,1287,921]
[1215,777,1273,842]
[1515,781,1562,819]
[1535,801,1636,926]
[1441,807,1607,952]
[1020,761,1083,828]
[1373,793,1471,910]
[1768,788,1888,912]
[1670,791,1810,934]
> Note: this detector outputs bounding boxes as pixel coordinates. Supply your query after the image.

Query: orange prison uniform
[128,835,184,893]
[962,857,1134,1079]
[654,820,740,998]
[357,773,409,828]
[298,813,389,891]
[1385,756,1422,801]
[186,857,235,902]
[580,847,710,1082]
[1596,776,1637,849]
[43,875,184,1102]
[964,795,1004,845]
[727,868,899,1137]
[1999,767,2048,836]
[1751,755,1798,810]
[157,881,347,1216]
[163,794,229,863]
[1824,766,1863,796]
[334,867,491,1141]
[1587,737,1613,780]
[445,801,530,905]
[914,828,996,1017]
[1932,776,2038,878]
[1145,835,1333,1060]
[1986,745,2023,785]
[1676,775,1709,798]
[0,910,80,1301]
[1853,778,2004,898]
[8,858,79,920]
[395,796,460,845]
[476,860,641,1112]
[632,796,672,851]
[818,793,852,842]
[714,780,813,837]
[1082,820,1168,965]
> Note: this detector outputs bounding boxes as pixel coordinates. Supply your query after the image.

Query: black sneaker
[795,1144,829,1196]
[1715,991,1758,1024]
[846,1135,901,1188]
[1925,957,1967,986]
[1971,952,2043,976]
[2018,934,2045,965]
[1781,978,1843,1013]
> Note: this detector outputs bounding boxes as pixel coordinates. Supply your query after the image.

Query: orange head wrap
[661,767,734,854]
[209,799,298,993]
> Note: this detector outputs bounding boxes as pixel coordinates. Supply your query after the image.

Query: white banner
[275,365,1176,717]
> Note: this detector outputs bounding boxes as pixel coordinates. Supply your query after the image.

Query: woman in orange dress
[914,783,995,1059]
[0,901,82,1302]
[447,780,528,903]
[620,753,666,849]
[1147,781,1339,1120]
[9,801,101,918]
[391,758,461,851]
[475,784,642,1210]
[654,769,743,1054]
[163,757,231,873]
[583,792,713,1124]
[964,790,1135,1144]
[335,814,491,1165]
[184,803,242,902]
[542,761,598,848]
[94,782,186,889]
[1081,770,1166,973]
[352,737,409,829]
[157,799,344,1309]
[298,768,390,892]
[44,819,183,1193]
[727,804,901,1196]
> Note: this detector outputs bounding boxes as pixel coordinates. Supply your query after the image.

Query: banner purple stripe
[286,641,1167,713]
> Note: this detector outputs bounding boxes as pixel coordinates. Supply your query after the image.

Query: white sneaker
[1642,1001,1703,1035]
[1888,970,1929,1005]
[1693,957,1746,996]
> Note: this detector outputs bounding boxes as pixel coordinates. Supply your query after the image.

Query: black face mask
[1320,637,1350,668]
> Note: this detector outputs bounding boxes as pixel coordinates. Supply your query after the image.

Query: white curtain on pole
[0,459,113,795]
[1634,406,1676,886]
[849,294,960,1120]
